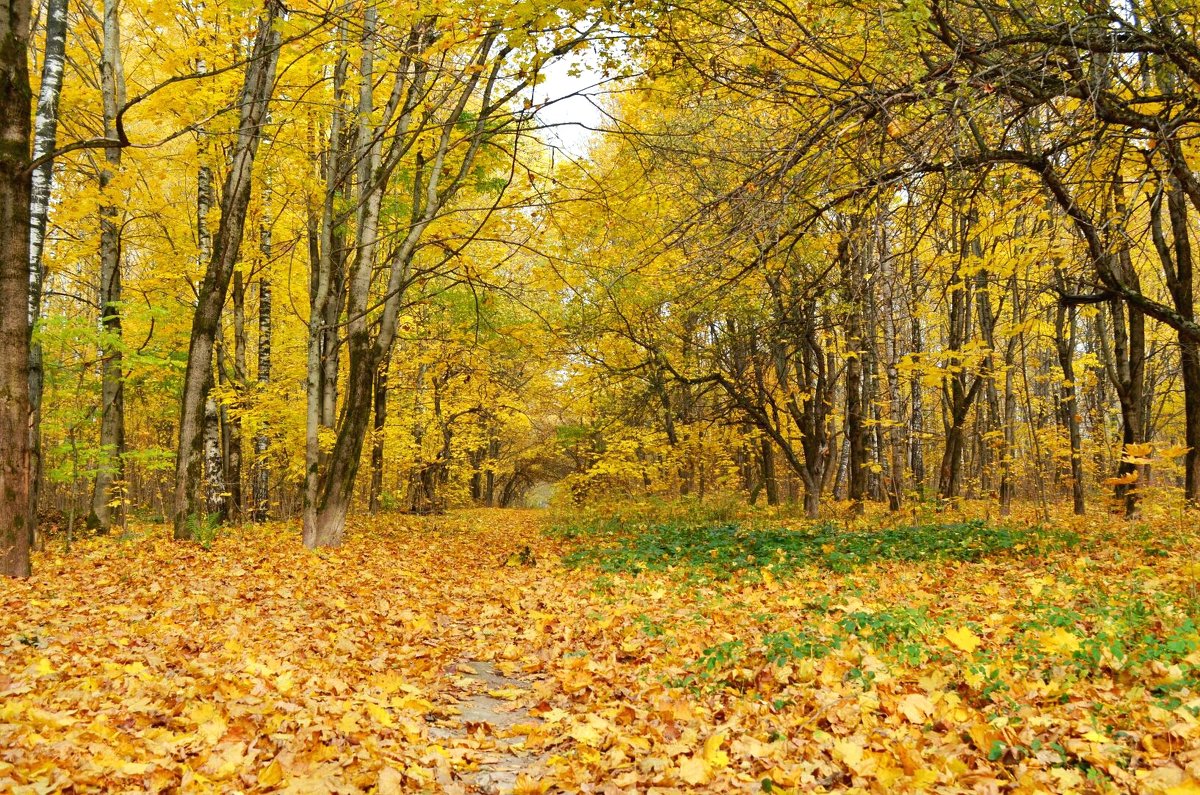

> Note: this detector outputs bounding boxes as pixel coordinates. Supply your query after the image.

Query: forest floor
[1,505,1199,793]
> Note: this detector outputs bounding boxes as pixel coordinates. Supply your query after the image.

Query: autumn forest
[2,0,1200,790]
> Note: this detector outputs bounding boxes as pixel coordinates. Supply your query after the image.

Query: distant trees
[6,0,1200,576]
[2,0,604,573]
[545,0,1200,518]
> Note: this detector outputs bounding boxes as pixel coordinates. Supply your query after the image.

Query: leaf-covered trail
[0,510,575,793]
[2,508,1200,793]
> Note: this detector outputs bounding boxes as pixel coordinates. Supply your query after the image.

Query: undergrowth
[555,517,1080,580]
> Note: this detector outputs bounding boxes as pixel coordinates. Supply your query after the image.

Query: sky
[531,51,610,159]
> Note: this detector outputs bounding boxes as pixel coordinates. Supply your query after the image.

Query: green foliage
[557,517,1078,581]
[1015,588,1200,692]
[186,513,222,550]
[762,628,830,663]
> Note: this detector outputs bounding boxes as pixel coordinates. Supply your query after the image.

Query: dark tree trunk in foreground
[1154,179,1200,505]
[1,0,34,576]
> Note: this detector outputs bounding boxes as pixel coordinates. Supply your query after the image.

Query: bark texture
[90,0,126,532]
[28,0,67,537]
[174,2,280,539]
[1,0,33,576]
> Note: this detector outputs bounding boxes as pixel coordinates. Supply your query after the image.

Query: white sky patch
[533,51,608,159]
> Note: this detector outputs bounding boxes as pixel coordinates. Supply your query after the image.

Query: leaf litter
[1,507,1199,793]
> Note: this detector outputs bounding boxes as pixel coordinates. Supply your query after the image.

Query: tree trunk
[203,387,224,519]
[909,259,925,496]
[369,355,388,514]
[406,361,427,511]
[1054,298,1085,515]
[28,0,67,541]
[174,3,280,539]
[302,35,351,543]
[1109,296,1145,518]
[937,225,983,503]
[484,438,498,506]
[90,0,126,533]
[840,238,867,514]
[227,271,246,519]
[0,0,33,577]
[760,436,778,506]
[252,219,271,521]
[308,21,500,546]
[1160,179,1200,504]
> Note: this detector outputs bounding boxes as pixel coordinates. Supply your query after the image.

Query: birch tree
[28,0,68,537]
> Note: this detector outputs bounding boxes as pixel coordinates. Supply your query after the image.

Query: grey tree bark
[839,235,867,515]
[252,205,271,521]
[90,0,126,533]
[226,271,246,518]
[174,1,281,539]
[1053,280,1086,515]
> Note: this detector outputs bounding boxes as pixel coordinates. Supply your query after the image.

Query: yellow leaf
[703,733,729,769]
[513,773,550,794]
[898,693,935,724]
[1158,444,1192,460]
[257,758,284,788]
[1104,471,1139,487]
[912,769,939,787]
[678,755,710,785]
[833,739,865,773]
[377,766,404,795]
[366,702,395,728]
[487,687,527,700]
[1038,627,1082,655]
[274,670,295,694]
[569,720,602,746]
[338,710,359,733]
[188,703,227,744]
[944,626,981,654]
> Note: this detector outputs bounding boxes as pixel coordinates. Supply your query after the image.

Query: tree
[90,0,126,532]
[28,0,68,540]
[173,0,281,539]
[1,0,33,576]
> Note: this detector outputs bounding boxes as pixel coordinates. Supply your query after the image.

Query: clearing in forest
[1,507,1199,793]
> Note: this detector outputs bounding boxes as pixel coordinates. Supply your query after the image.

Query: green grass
[557,518,1079,580]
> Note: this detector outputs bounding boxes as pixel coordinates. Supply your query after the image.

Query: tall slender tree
[174,0,281,539]
[28,0,68,540]
[90,0,126,532]
[1,0,34,577]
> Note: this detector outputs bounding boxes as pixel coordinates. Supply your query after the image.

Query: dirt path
[430,659,546,794]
